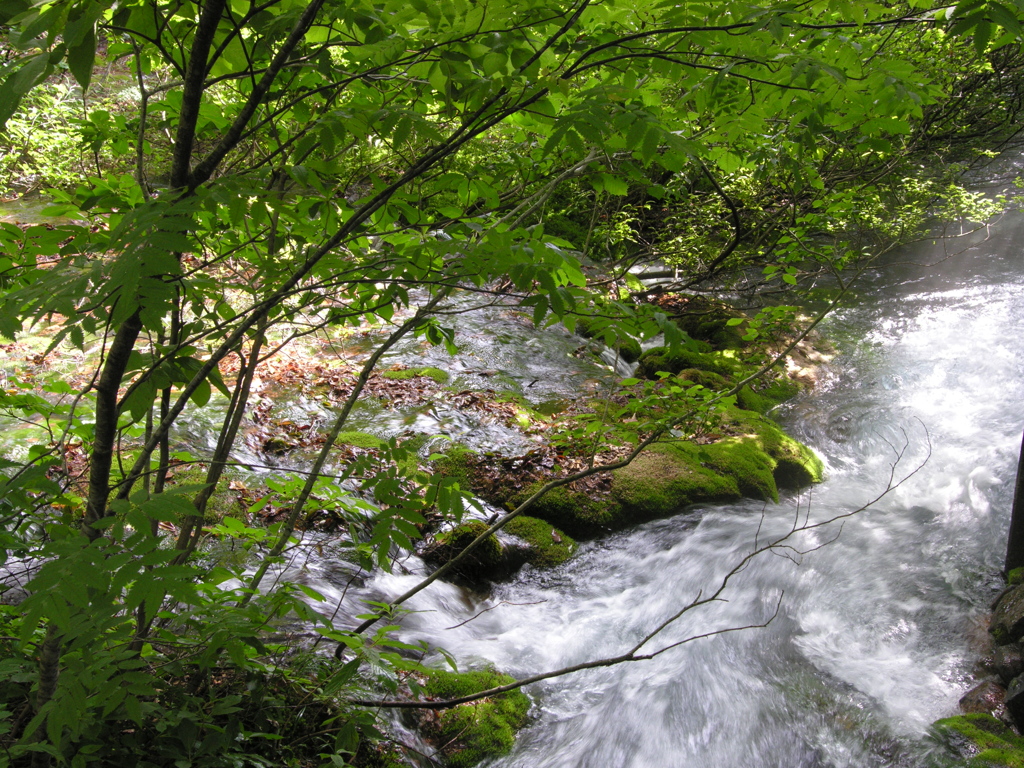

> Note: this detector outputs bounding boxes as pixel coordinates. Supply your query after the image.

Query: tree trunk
[1005,429,1024,574]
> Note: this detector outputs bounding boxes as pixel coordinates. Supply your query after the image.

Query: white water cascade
[306,171,1024,767]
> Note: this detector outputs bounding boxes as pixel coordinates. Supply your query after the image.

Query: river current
[5,172,1023,765]
[328,189,1024,765]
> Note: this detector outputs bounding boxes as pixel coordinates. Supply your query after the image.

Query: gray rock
[960,680,1007,719]
[994,644,1024,684]
[991,585,1024,645]
[1005,673,1024,728]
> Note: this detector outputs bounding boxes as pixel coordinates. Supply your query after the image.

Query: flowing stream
[302,182,1024,765]
[5,167,1024,765]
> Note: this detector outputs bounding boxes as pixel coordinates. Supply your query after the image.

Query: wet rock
[991,585,1024,645]
[1005,674,1024,729]
[417,668,529,768]
[422,521,506,583]
[933,713,1024,758]
[994,644,1024,684]
[960,680,1007,719]
[423,517,575,584]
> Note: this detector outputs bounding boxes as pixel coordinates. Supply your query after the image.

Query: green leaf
[189,378,212,408]
[66,26,96,91]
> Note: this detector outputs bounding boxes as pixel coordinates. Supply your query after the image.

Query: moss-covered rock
[160,463,247,521]
[423,521,504,582]
[667,295,749,349]
[574,317,643,363]
[636,346,737,380]
[513,410,822,538]
[382,366,449,383]
[423,515,577,581]
[612,445,742,520]
[509,483,621,539]
[503,516,576,568]
[724,406,824,490]
[336,431,386,450]
[736,378,801,414]
[934,713,1024,767]
[421,669,529,768]
[676,368,730,390]
[433,445,480,488]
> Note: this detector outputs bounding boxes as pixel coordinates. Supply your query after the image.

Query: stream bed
[298,198,1024,765]
[5,175,1024,765]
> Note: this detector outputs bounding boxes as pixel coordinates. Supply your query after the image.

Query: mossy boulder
[160,464,247,521]
[433,445,480,488]
[574,317,643,363]
[423,516,577,582]
[423,521,505,582]
[636,347,737,380]
[514,410,822,539]
[668,295,749,349]
[723,406,824,490]
[420,669,529,768]
[336,431,386,450]
[933,713,1024,767]
[736,378,801,414]
[676,368,730,390]
[382,366,449,383]
[503,516,576,568]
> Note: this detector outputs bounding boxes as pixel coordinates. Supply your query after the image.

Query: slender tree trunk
[1005,429,1024,574]
[29,624,61,768]
[82,313,143,538]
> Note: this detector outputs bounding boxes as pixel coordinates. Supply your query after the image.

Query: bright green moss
[676,368,730,390]
[160,464,245,520]
[612,445,741,520]
[975,749,1024,768]
[423,669,529,768]
[504,516,576,568]
[934,714,1024,767]
[430,521,504,581]
[724,406,824,488]
[512,484,617,539]
[381,366,450,383]
[701,437,780,502]
[573,316,643,363]
[636,347,737,380]
[336,431,385,449]
[736,378,801,414]
[1009,567,1024,586]
[432,445,479,488]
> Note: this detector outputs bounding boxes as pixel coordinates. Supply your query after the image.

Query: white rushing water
[318,185,1024,766]
[11,176,1023,764]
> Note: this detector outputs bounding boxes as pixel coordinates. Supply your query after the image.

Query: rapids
[5,168,1024,765]
[302,187,1024,765]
